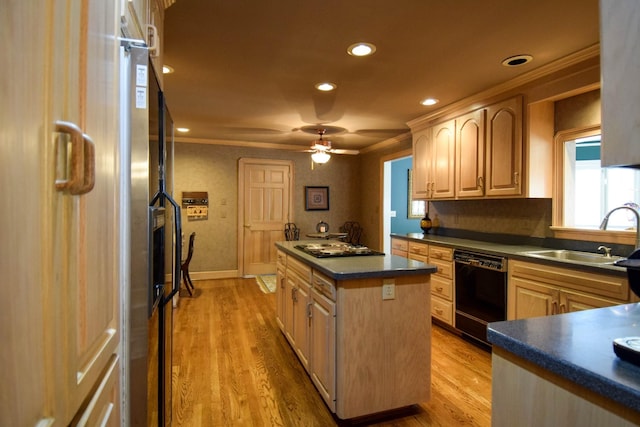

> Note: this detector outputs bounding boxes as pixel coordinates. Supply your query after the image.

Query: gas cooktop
[295,243,385,258]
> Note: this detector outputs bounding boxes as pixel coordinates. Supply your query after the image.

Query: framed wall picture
[305,186,329,211]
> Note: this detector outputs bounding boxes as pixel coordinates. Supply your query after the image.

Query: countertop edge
[391,233,627,275]
[488,317,640,413]
[276,241,437,280]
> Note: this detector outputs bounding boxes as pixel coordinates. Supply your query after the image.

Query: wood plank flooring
[171,278,492,426]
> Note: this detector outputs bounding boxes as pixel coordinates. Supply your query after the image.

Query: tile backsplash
[428,198,553,238]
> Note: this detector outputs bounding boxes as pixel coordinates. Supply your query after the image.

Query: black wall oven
[454,250,507,347]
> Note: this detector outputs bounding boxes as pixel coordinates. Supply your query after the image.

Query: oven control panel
[454,250,507,272]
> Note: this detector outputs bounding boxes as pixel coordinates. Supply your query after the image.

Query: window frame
[550,125,636,246]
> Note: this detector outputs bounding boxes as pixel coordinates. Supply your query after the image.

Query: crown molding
[407,44,601,131]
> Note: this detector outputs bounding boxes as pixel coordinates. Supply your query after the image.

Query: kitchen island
[488,304,640,426]
[274,240,437,420]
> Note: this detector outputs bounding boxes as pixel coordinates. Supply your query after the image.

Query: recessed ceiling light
[315,82,336,92]
[420,98,439,106]
[176,127,190,133]
[501,54,533,67]
[162,65,174,74]
[347,42,376,57]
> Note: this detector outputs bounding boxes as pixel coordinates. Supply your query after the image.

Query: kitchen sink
[522,249,623,265]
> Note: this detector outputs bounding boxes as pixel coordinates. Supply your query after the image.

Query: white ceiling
[162,0,600,152]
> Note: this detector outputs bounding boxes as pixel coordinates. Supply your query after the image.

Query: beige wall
[174,142,362,273]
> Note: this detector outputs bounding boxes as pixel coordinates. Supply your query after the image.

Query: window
[553,126,640,244]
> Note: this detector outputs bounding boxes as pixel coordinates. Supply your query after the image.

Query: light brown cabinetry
[408,241,429,262]
[411,95,526,200]
[276,249,431,420]
[431,120,456,199]
[508,260,628,320]
[276,250,287,330]
[391,237,409,257]
[310,272,337,412]
[2,2,121,425]
[485,96,524,197]
[283,256,313,369]
[429,245,455,325]
[600,0,640,168]
[411,128,432,199]
[456,109,486,197]
[121,0,168,80]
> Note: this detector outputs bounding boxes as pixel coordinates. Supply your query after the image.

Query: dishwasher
[454,250,507,347]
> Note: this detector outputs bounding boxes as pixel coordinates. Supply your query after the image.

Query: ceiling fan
[308,129,359,164]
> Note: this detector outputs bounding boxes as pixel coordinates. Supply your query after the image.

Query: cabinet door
[292,278,311,371]
[284,274,296,344]
[310,289,337,412]
[412,128,432,199]
[121,0,149,39]
[456,109,485,198]
[600,0,640,167]
[485,97,523,197]
[560,289,624,313]
[390,238,408,258]
[510,277,558,320]
[432,120,456,199]
[276,265,286,330]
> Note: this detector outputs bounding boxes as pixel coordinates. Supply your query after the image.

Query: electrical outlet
[382,281,395,300]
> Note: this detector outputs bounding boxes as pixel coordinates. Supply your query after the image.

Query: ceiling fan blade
[330,149,359,155]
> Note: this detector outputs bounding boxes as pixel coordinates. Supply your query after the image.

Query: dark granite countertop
[275,240,437,280]
[488,304,640,412]
[391,233,627,276]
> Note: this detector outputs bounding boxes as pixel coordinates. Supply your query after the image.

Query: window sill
[550,226,636,246]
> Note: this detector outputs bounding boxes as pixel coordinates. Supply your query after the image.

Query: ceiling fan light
[311,151,331,164]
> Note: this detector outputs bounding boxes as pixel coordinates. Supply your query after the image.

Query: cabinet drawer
[392,248,408,258]
[312,270,337,301]
[429,245,453,262]
[431,275,453,300]
[430,258,453,280]
[391,238,409,252]
[431,295,454,325]
[288,256,312,282]
[408,242,429,257]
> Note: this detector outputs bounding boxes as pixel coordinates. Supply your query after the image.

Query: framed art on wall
[305,186,329,210]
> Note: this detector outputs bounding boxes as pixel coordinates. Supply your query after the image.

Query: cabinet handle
[291,287,297,302]
[147,24,159,56]
[435,286,443,292]
[435,308,443,314]
[79,133,95,194]
[54,121,95,195]
[477,176,484,189]
[514,171,519,185]
[551,300,558,315]
[559,303,566,314]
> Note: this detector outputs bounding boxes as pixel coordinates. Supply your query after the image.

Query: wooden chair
[181,232,196,296]
[284,223,300,241]
[340,221,362,245]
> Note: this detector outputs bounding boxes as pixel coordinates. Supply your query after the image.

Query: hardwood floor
[171,278,492,426]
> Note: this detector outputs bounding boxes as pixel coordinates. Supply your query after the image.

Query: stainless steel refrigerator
[120,41,182,427]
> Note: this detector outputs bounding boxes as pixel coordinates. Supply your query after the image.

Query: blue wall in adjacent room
[391,157,421,235]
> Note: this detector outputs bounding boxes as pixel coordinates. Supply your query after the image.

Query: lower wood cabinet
[391,237,408,257]
[408,241,429,262]
[508,260,629,319]
[429,245,454,326]
[310,272,337,412]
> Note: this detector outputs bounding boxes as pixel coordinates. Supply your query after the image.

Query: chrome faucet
[599,206,640,249]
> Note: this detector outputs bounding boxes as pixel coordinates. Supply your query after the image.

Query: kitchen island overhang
[275,240,437,420]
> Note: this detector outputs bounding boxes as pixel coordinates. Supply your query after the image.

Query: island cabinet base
[335,275,431,419]
[492,348,640,427]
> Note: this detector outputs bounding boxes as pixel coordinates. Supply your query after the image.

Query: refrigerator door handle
[162,191,182,305]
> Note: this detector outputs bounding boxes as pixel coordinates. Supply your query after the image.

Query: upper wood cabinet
[121,0,166,79]
[485,96,524,197]
[411,128,432,200]
[431,119,456,199]
[411,95,529,200]
[600,0,640,168]
[456,109,485,198]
